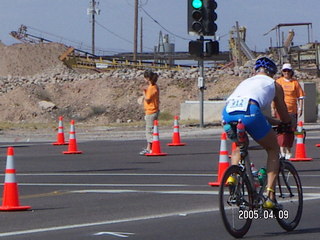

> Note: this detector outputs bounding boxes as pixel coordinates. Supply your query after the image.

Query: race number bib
[226,97,250,113]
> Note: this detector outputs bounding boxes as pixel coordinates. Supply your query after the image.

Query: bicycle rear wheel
[219,165,253,238]
[275,161,303,231]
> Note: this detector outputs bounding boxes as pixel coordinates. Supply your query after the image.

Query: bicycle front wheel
[219,165,253,238]
[275,161,303,231]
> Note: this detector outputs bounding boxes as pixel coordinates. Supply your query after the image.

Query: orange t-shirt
[276,77,305,114]
[144,84,159,115]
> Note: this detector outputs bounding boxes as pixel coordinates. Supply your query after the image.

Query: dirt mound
[0,42,68,76]
[0,42,318,125]
[0,73,242,124]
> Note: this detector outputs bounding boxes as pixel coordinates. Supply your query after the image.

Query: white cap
[282,63,293,71]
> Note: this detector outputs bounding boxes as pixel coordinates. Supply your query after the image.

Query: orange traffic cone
[52,116,68,145]
[0,147,31,211]
[63,120,83,154]
[290,121,312,161]
[209,132,230,186]
[145,120,167,156]
[167,116,186,146]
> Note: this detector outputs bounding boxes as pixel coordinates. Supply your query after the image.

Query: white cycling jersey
[227,74,275,112]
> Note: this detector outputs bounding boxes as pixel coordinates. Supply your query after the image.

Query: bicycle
[219,121,303,238]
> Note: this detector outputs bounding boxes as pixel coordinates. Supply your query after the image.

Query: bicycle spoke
[219,165,253,238]
[275,161,303,231]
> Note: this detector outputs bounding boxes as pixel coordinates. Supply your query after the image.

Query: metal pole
[140,17,143,53]
[133,0,138,61]
[199,60,204,128]
[91,0,95,55]
[199,36,205,128]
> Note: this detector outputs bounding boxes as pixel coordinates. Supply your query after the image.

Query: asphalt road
[0,131,319,239]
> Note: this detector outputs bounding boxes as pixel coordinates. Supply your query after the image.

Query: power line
[95,20,154,51]
[26,25,88,47]
[95,20,133,45]
[140,7,192,41]
[25,25,120,55]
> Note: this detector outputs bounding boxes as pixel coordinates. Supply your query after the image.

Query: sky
[0,0,319,55]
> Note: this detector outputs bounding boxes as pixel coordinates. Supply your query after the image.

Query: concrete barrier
[299,82,317,123]
[180,100,226,123]
[180,82,317,123]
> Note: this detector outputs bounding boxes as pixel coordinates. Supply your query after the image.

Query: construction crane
[10,25,96,57]
[10,25,52,44]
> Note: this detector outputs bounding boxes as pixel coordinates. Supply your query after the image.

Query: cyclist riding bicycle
[221,57,291,209]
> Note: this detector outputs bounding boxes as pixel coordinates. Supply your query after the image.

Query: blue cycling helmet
[254,57,277,75]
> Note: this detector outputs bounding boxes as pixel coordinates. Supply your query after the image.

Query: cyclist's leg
[255,128,280,200]
[230,147,240,165]
[244,105,279,200]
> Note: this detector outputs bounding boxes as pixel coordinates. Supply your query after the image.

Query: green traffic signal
[192,0,203,9]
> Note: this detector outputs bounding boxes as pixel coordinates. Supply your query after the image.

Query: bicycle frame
[234,126,300,208]
[237,138,267,206]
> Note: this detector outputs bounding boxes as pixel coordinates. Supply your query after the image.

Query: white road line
[2,173,215,177]
[71,189,320,196]
[304,193,320,197]
[301,186,320,189]
[19,183,191,187]
[0,208,219,237]
[0,194,319,237]
[93,231,135,237]
[17,183,320,189]
[71,189,218,195]
[3,173,320,178]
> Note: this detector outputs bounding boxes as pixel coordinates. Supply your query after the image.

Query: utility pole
[88,0,100,55]
[133,0,138,61]
[140,17,143,53]
[92,0,95,55]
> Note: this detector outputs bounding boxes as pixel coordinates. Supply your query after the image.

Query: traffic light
[189,40,203,57]
[204,0,218,36]
[188,0,204,35]
[206,40,219,56]
[188,0,218,36]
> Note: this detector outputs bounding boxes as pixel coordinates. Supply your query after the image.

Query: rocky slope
[0,42,318,125]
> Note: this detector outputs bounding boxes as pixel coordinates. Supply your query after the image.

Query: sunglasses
[282,69,292,72]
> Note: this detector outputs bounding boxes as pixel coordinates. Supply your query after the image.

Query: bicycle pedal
[227,198,237,205]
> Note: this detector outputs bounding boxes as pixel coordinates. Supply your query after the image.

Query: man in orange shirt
[272,63,305,159]
[139,70,160,155]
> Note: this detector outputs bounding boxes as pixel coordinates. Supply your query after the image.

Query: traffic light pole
[198,36,205,128]
[199,59,204,128]
[190,36,218,128]
[188,0,219,128]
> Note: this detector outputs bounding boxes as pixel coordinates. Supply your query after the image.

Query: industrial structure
[9,25,228,72]
[265,23,320,75]
[9,22,320,75]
